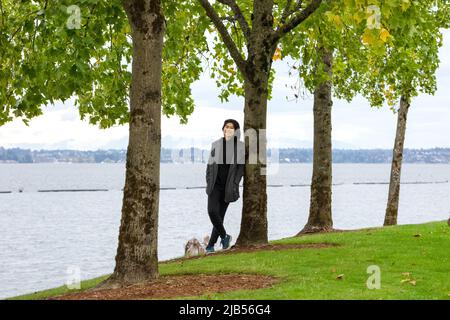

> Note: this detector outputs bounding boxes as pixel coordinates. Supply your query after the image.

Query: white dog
[184,236,210,258]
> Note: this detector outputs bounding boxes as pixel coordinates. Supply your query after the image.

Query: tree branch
[294,0,304,11]
[282,0,305,24]
[9,10,42,41]
[198,0,248,78]
[220,15,237,23]
[217,0,251,42]
[280,0,293,25]
[273,0,322,41]
[0,0,5,27]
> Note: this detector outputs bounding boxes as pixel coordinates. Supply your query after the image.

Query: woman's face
[223,122,235,139]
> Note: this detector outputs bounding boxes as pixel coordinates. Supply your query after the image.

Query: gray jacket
[205,130,245,203]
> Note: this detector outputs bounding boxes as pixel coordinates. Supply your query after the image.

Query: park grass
[8,220,450,300]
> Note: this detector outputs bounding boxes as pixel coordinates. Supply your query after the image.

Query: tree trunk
[236,79,269,246]
[384,94,410,226]
[236,1,275,246]
[298,48,333,235]
[99,0,164,288]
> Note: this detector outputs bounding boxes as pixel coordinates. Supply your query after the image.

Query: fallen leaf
[413,234,422,237]
[409,280,416,286]
[336,274,344,280]
[402,272,411,277]
[401,279,410,283]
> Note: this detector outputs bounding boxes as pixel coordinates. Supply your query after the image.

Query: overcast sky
[1,30,449,151]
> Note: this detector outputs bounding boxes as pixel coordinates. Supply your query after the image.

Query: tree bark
[236,79,269,246]
[298,48,333,235]
[384,94,410,226]
[98,0,164,288]
[236,0,277,246]
[236,1,276,246]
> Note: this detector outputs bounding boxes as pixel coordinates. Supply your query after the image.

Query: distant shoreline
[1,147,450,164]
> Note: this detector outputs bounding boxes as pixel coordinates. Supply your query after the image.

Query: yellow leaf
[361,30,375,45]
[380,28,390,42]
[272,47,282,61]
[333,15,342,27]
[401,279,410,283]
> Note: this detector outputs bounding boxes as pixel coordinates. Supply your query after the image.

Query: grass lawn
[8,220,450,300]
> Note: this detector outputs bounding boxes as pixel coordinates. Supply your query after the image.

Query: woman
[205,119,245,253]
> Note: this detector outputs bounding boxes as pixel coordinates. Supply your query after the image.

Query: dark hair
[222,119,240,131]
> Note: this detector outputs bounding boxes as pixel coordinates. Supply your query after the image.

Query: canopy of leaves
[0,0,210,127]
[359,0,450,108]
[279,0,449,105]
[202,0,449,108]
[2,0,448,127]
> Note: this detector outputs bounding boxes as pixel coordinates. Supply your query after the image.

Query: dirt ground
[48,242,335,300]
[48,274,277,300]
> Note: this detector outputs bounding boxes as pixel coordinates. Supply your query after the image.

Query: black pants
[207,184,230,247]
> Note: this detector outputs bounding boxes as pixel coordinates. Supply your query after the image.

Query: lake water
[1,163,449,299]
